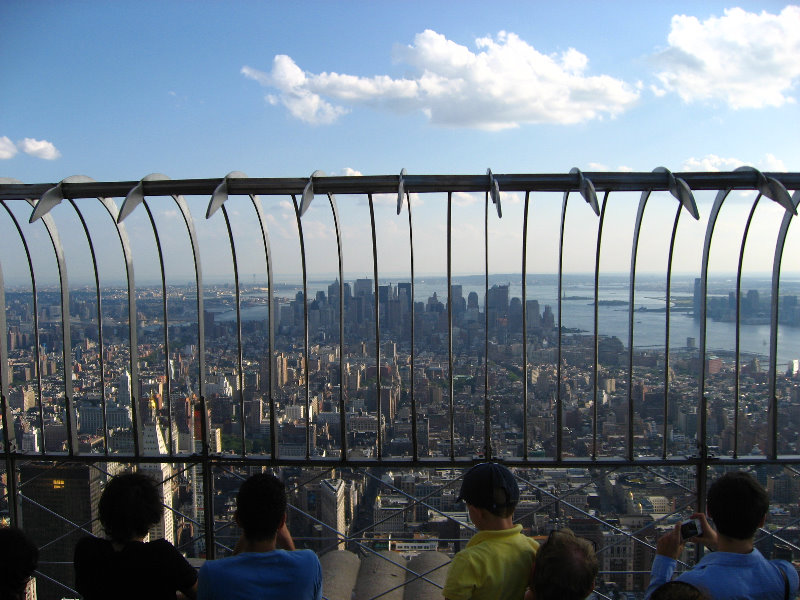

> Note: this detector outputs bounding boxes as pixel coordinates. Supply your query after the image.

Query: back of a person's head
[98,471,163,543]
[706,471,768,540]
[532,529,598,600]
[0,527,38,600]
[650,581,710,600]
[236,472,287,541]
[457,463,519,518]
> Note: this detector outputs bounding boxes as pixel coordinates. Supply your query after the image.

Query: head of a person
[531,528,598,600]
[98,472,163,543]
[0,526,39,600]
[235,473,287,541]
[650,581,711,600]
[706,471,768,540]
[457,463,519,519]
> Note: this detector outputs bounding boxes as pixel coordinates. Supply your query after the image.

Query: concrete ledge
[320,549,362,600]
[352,550,407,600]
[405,551,450,600]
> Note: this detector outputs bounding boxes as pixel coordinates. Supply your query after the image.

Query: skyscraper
[320,478,347,548]
[20,462,102,600]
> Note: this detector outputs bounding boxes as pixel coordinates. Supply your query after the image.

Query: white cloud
[0,136,17,159]
[243,30,639,129]
[18,137,61,160]
[588,162,634,172]
[341,167,362,176]
[681,154,745,171]
[653,6,800,109]
[680,153,787,172]
[762,153,787,172]
[242,60,349,125]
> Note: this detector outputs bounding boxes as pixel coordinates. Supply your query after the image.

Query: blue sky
[1,1,799,284]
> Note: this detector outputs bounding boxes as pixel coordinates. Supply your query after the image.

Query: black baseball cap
[457,463,519,511]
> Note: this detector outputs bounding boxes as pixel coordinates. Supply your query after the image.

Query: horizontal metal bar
[1,171,799,200]
[6,452,800,468]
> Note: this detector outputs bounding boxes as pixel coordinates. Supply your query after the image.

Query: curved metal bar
[557,189,570,461]
[521,191,531,460]
[248,195,278,459]
[0,257,19,525]
[397,176,418,460]
[558,169,598,460]
[367,194,382,459]
[448,191,456,462]
[29,198,78,454]
[768,189,800,459]
[142,202,168,457]
[68,200,109,452]
[291,194,311,461]
[220,205,247,457]
[92,196,138,456]
[663,202,684,460]
[734,195,763,458]
[0,200,46,452]
[592,191,611,459]
[483,191,490,459]
[627,187,652,462]
[325,190,346,461]
[168,190,211,553]
[628,168,700,460]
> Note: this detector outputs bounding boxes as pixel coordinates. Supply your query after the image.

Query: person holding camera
[645,471,798,600]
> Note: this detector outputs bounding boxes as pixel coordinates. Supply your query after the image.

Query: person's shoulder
[771,559,799,585]
[145,538,183,556]
[74,536,109,556]
[282,549,321,566]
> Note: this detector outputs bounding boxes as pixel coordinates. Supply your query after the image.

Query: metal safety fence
[1,169,800,599]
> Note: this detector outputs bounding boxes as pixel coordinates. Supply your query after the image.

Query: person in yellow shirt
[443,463,538,600]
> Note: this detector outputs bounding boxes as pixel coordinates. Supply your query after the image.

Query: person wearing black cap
[442,463,538,600]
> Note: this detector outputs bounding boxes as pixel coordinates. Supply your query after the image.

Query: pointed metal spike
[207,171,249,219]
[300,170,325,217]
[30,175,95,223]
[397,168,407,215]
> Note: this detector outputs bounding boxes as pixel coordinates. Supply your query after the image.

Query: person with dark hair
[645,471,799,599]
[650,581,710,600]
[198,472,322,600]
[0,527,38,600]
[443,463,538,600]
[524,528,597,600]
[74,471,197,599]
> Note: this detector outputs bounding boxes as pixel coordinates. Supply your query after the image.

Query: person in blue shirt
[645,471,798,600]
[198,472,322,600]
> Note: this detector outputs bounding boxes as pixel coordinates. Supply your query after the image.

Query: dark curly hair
[707,471,768,540]
[236,473,287,541]
[532,529,598,600]
[0,526,38,600]
[98,472,163,542]
[651,581,711,600]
